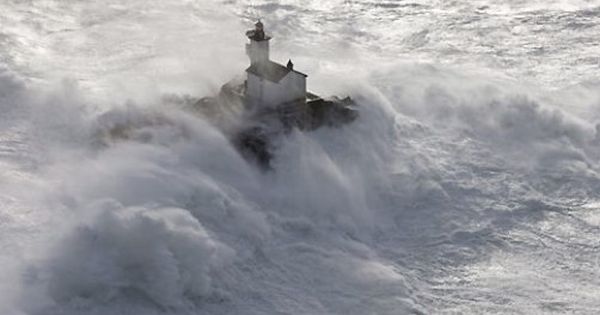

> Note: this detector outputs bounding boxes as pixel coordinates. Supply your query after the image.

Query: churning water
[1,1,600,314]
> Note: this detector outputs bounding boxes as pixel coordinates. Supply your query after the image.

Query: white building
[245,21,307,109]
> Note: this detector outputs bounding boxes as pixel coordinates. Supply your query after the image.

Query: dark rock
[232,127,273,170]
[188,81,358,169]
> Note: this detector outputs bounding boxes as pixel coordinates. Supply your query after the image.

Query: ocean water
[1,1,600,314]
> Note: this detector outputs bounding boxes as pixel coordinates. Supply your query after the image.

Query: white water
[1,1,600,314]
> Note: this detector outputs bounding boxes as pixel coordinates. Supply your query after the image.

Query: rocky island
[189,21,358,169]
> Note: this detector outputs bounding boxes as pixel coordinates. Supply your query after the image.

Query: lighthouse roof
[246,60,307,83]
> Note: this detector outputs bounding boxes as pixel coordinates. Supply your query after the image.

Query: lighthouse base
[188,79,358,169]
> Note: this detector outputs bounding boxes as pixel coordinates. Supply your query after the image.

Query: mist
[1,1,600,314]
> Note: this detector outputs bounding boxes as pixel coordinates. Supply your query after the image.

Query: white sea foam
[1,1,600,314]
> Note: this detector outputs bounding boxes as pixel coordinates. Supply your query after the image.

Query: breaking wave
[1,61,599,314]
[1,1,600,314]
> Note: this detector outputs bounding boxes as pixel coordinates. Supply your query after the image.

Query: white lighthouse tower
[245,20,270,65]
[244,21,307,109]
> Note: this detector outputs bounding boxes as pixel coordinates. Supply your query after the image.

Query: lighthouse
[245,20,270,64]
[244,21,307,109]
[192,20,358,168]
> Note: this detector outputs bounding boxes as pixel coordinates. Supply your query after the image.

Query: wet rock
[189,81,358,169]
